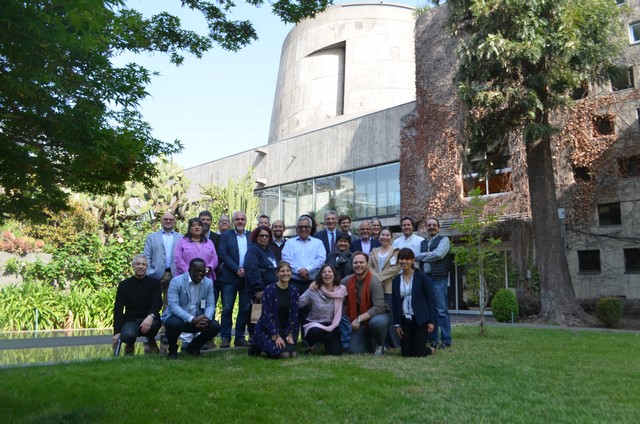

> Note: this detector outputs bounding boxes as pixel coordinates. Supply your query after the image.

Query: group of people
[113,209,452,360]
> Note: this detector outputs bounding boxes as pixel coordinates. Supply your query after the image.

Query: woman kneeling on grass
[250,261,299,358]
[299,264,347,355]
[392,248,436,357]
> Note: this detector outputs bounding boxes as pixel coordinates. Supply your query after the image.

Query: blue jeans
[220,279,252,340]
[349,313,390,354]
[340,314,351,349]
[428,275,451,347]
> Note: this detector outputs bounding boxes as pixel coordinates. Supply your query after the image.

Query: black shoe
[235,338,249,347]
[185,345,202,357]
[167,351,178,360]
[248,344,261,356]
[220,338,231,348]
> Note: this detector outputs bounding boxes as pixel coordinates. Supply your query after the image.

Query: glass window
[297,180,314,218]
[315,176,334,215]
[610,66,634,91]
[334,172,354,217]
[616,0,626,5]
[624,248,640,273]
[463,154,512,196]
[598,203,622,226]
[619,156,640,178]
[259,187,280,221]
[630,22,640,44]
[354,168,376,219]
[376,162,400,216]
[577,250,601,273]
[281,183,297,229]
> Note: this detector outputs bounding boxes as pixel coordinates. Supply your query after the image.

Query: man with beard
[218,211,252,348]
[268,219,286,262]
[341,252,390,355]
[416,217,452,349]
[163,258,220,359]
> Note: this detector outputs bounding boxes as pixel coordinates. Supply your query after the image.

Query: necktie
[330,232,335,252]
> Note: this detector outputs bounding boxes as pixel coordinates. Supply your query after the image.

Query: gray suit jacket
[144,230,182,280]
[162,273,215,323]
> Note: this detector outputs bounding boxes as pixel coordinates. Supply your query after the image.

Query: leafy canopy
[448,0,625,155]
[0,0,331,223]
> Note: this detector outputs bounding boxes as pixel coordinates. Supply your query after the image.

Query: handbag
[250,300,262,324]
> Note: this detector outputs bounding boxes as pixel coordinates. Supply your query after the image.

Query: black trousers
[400,316,432,357]
[164,315,221,353]
[306,325,342,355]
[120,317,162,344]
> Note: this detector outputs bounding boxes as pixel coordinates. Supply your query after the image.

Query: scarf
[303,285,347,336]
[346,271,372,322]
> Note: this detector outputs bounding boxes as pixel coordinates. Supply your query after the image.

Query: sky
[122,1,422,169]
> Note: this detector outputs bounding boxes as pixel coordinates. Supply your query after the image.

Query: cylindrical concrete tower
[268,2,416,143]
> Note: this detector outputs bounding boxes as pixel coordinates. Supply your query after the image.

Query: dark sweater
[113,275,162,334]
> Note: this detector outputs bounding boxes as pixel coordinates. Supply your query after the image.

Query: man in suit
[313,210,343,257]
[143,211,182,309]
[162,258,220,359]
[218,211,252,348]
[350,220,381,255]
[268,219,286,262]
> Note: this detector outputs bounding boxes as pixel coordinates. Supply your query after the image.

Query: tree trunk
[526,134,594,326]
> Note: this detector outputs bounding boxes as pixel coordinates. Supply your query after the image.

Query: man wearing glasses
[143,211,182,309]
[282,215,326,341]
[416,217,452,350]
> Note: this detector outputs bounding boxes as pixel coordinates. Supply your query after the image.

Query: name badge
[390,257,397,266]
[201,299,206,309]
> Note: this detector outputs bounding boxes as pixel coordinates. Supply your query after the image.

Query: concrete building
[186,2,417,229]
[186,2,640,301]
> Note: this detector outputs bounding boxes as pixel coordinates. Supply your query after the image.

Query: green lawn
[2,326,638,424]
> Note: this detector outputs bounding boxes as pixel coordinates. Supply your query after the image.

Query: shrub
[596,297,623,328]
[491,289,519,323]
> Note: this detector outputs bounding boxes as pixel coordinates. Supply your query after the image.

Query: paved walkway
[1,314,636,351]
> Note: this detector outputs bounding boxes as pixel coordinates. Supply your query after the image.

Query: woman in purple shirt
[173,217,218,280]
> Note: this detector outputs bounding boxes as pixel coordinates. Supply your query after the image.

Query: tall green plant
[198,169,260,227]
[451,188,503,335]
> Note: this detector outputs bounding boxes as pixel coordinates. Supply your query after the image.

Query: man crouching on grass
[113,255,162,355]
[162,257,221,360]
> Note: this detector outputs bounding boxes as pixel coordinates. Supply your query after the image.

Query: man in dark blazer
[350,220,381,254]
[313,210,343,257]
[218,211,252,348]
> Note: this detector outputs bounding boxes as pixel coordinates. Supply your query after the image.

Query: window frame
[577,250,601,274]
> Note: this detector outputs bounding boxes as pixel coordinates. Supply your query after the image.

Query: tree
[0,0,331,223]
[198,168,260,228]
[451,189,502,335]
[446,0,625,325]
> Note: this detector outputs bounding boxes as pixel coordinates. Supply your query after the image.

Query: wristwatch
[149,313,156,318]
[356,317,361,324]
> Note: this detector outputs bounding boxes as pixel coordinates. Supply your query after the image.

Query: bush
[596,297,623,328]
[491,289,519,322]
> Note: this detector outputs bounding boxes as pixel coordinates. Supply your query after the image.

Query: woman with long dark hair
[299,263,347,355]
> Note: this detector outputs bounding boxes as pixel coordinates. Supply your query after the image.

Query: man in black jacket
[113,255,162,355]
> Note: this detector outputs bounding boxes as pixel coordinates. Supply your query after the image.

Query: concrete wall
[185,102,413,201]
[268,2,417,142]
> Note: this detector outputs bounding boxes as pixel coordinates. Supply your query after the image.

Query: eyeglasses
[258,234,270,238]
[297,225,310,229]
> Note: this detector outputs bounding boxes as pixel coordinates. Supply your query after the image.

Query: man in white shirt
[282,214,326,342]
[392,216,424,256]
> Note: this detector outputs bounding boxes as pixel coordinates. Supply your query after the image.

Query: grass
[1,326,639,424]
